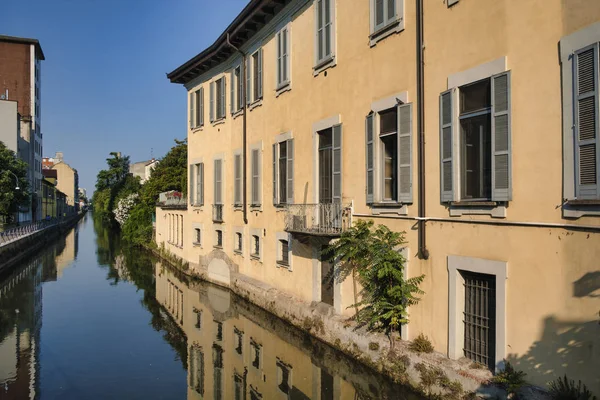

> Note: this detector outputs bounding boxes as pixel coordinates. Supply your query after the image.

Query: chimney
[55,151,64,162]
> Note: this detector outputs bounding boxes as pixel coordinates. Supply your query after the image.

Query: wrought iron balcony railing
[212,204,224,222]
[284,203,351,236]
[157,191,187,208]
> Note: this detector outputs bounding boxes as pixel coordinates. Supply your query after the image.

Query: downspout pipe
[416,0,429,259]
[227,33,249,224]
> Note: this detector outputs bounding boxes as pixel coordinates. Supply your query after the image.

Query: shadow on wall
[506,316,600,396]
[573,271,600,298]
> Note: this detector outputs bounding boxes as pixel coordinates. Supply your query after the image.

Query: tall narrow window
[277,360,292,395]
[315,0,334,66]
[190,345,205,395]
[279,239,289,265]
[251,148,261,206]
[189,91,195,129]
[234,153,242,206]
[213,77,226,120]
[196,163,204,206]
[194,228,201,245]
[214,159,222,205]
[234,66,242,113]
[279,142,288,204]
[196,88,203,127]
[215,230,223,248]
[234,328,243,355]
[273,138,294,205]
[251,235,260,258]
[379,108,398,201]
[250,340,262,369]
[235,232,243,253]
[250,49,263,103]
[319,129,333,204]
[277,26,290,89]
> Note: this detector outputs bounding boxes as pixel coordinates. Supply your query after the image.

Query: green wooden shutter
[575,44,599,199]
[287,139,294,204]
[234,154,241,205]
[332,124,342,203]
[440,89,454,202]
[365,114,375,204]
[210,82,215,122]
[273,143,278,205]
[491,71,512,201]
[398,103,413,203]
[189,92,195,129]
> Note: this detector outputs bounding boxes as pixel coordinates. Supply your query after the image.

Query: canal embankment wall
[0,213,85,274]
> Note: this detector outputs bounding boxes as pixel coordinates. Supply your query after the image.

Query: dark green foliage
[548,375,597,400]
[121,139,187,245]
[92,152,140,221]
[323,219,425,339]
[409,333,434,354]
[492,361,527,396]
[0,141,30,223]
[415,362,463,399]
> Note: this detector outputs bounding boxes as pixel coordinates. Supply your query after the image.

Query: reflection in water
[0,215,419,399]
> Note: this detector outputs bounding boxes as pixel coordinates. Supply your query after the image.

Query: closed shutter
[273,144,278,205]
[189,92,195,129]
[234,154,241,205]
[246,57,251,105]
[252,149,260,205]
[198,88,204,127]
[440,89,454,202]
[316,0,324,62]
[214,159,222,204]
[197,163,204,206]
[575,44,599,199]
[189,165,195,204]
[230,71,235,114]
[238,66,244,110]
[332,124,342,203]
[277,31,282,86]
[220,78,226,119]
[210,82,215,122]
[365,114,375,204]
[398,103,413,203]
[491,71,512,201]
[257,48,263,99]
[287,139,294,204]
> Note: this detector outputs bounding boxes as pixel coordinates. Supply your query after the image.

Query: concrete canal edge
[146,245,510,399]
[0,213,85,274]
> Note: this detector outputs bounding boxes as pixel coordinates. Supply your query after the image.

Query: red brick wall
[0,41,32,117]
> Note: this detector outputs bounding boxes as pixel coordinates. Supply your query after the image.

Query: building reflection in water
[155,263,414,400]
[0,225,79,399]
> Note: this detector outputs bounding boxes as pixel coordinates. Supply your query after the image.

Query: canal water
[0,214,420,399]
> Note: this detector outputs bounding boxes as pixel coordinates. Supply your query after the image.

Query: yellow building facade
[157,0,600,392]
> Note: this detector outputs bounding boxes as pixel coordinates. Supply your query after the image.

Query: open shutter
[440,89,454,202]
[366,114,375,204]
[239,66,244,110]
[287,139,294,204]
[575,44,599,199]
[198,163,204,206]
[398,103,413,203]
[332,124,342,203]
[252,149,260,205]
[230,71,235,114]
[214,159,222,204]
[189,92,195,129]
[246,57,251,105]
[277,31,282,85]
[273,143,278,205]
[210,82,215,122]
[220,78,226,119]
[491,71,512,201]
[189,165,195,204]
[234,154,241,205]
[257,48,263,99]
[197,89,204,127]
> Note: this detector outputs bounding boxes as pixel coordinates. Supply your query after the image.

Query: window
[234,153,242,207]
[215,321,223,341]
[250,387,262,400]
[215,230,223,248]
[372,0,396,32]
[315,0,335,68]
[194,163,204,206]
[272,138,294,205]
[231,65,243,114]
[250,339,262,369]
[189,88,203,129]
[366,104,412,204]
[279,239,289,265]
[210,77,226,122]
[276,360,292,395]
[234,327,243,355]
[440,73,511,203]
[317,125,342,204]
[214,159,223,205]
[251,148,261,206]
[190,345,205,395]
[251,235,260,258]
[194,228,201,245]
[247,49,263,104]
[194,308,202,329]
[276,26,291,89]
[234,374,243,400]
[235,232,243,253]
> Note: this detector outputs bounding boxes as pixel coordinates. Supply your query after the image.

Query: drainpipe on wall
[416,0,429,259]
[227,33,249,225]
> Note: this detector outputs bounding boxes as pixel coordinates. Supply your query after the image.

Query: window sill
[369,18,404,47]
[232,109,244,119]
[248,99,263,111]
[276,261,291,270]
[250,254,262,262]
[234,204,243,210]
[275,82,291,97]
[313,56,336,76]
[563,199,600,218]
[213,245,223,250]
[192,242,202,248]
[370,202,408,216]
[211,118,226,126]
[191,204,204,209]
[250,204,262,212]
[234,249,243,255]
[448,201,507,218]
[565,199,600,206]
[191,125,204,133]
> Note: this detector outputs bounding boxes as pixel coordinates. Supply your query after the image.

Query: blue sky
[3,0,248,194]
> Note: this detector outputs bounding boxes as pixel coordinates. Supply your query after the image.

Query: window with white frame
[315,0,335,68]
[214,159,223,205]
[251,148,261,207]
[234,232,243,253]
[215,229,223,248]
[371,0,397,33]
[230,65,244,114]
[194,228,201,245]
[440,72,511,203]
[246,49,263,104]
[234,153,242,207]
[251,235,260,259]
[190,163,204,206]
[210,77,226,122]
[278,239,290,266]
[276,25,291,89]
[190,87,203,128]
[272,138,294,205]
[366,103,413,204]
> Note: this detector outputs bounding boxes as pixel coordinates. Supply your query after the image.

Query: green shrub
[492,361,527,396]
[409,333,434,353]
[548,375,596,400]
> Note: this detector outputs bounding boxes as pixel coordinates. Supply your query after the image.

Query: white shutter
[398,103,413,203]
[214,159,222,204]
[230,71,235,115]
[286,139,294,204]
[257,48,263,99]
[491,71,512,201]
[575,44,599,199]
[189,92,195,129]
[210,82,215,122]
[246,57,251,105]
[252,149,260,205]
[273,143,278,205]
[189,165,195,204]
[234,154,241,205]
[366,114,375,204]
[440,89,454,202]
[197,88,204,127]
[332,124,342,203]
[238,66,244,110]
[277,31,282,86]
[197,163,204,206]
[220,78,226,119]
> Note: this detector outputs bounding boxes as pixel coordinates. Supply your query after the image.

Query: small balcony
[212,204,224,223]
[284,203,352,237]
[157,191,187,209]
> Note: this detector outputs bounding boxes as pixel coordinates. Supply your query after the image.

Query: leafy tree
[0,141,30,223]
[324,220,425,343]
[92,152,140,221]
